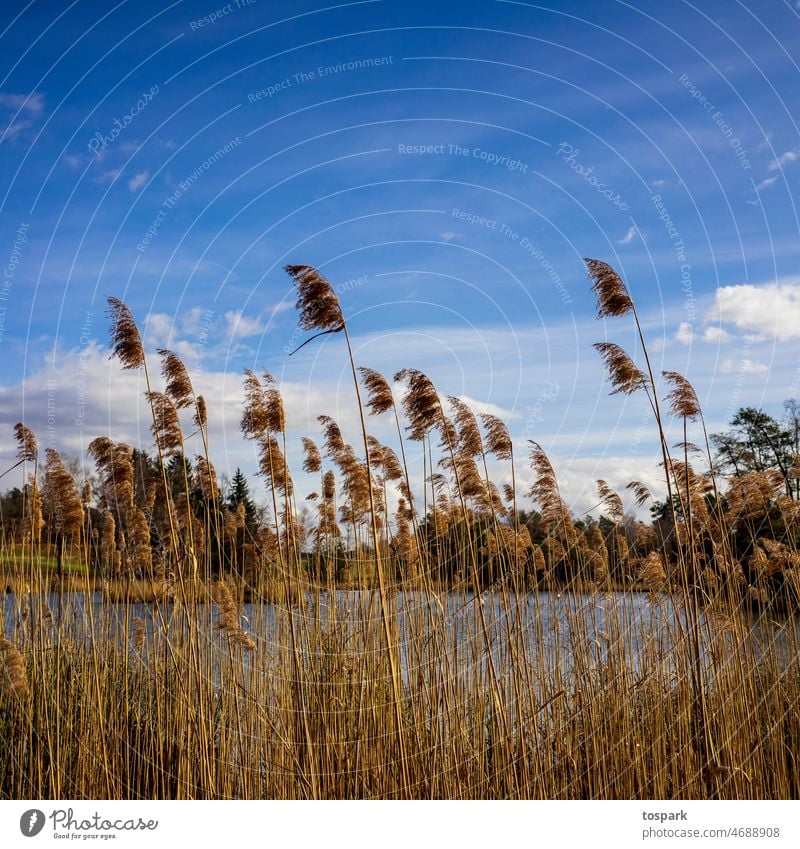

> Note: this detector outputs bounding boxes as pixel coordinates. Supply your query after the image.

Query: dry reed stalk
[285,265,409,792]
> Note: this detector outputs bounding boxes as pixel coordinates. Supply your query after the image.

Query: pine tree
[227,468,257,533]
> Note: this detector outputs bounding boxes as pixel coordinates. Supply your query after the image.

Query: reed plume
[213,581,256,651]
[88,438,135,514]
[585,258,634,318]
[395,368,443,441]
[42,448,84,537]
[158,348,194,409]
[593,342,647,395]
[241,370,269,439]
[258,435,293,497]
[627,487,652,515]
[0,637,29,701]
[318,415,346,460]
[195,456,219,501]
[448,397,482,457]
[107,297,146,369]
[597,479,624,523]
[663,371,702,421]
[481,414,512,461]
[301,437,322,473]
[262,372,286,434]
[284,264,345,350]
[528,441,576,544]
[146,392,183,457]
[359,367,395,416]
[13,422,37,463]
[194,395,207,429]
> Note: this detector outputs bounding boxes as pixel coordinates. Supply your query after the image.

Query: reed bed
[1,259,799,799]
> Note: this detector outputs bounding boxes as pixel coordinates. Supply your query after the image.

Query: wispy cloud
[767,149,799,171]
[224,310,268,339]
[0,91,44,141]
[721,358,768,375]
[128,170,149,192]
[755,148,799,191]
[617,225,638,246]
[95,168,121,184]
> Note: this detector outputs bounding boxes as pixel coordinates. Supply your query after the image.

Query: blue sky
[1,0,800,514]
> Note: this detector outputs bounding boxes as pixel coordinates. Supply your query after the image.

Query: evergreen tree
[227,467,258,533]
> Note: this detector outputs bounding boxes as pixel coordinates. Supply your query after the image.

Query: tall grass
[1,259,799,800]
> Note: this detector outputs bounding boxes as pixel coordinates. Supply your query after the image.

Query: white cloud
[700,326,731,343]
[721,358,768,375]
[144,312,175,346]
[95,168,121,184]
[754,149,799,192]
[767,149,799,171]
[128,170,149,192]
[755,174,779,191]
[0,91,44,141]
[448,395,519,421]
[439,231,461,242]
[675,321,693,345]
[224,310,267,339]
[709,279,800,341]
[617,225,638,245]
[0,92,44,114]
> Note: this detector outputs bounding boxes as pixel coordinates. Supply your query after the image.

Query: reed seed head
[359,367,395,416]
[302,437,322,473]
[593,342,647,395]
[194,395,208,429]
[596,479,624,523]
[241,370,268,439]
[146,391,183,456]
[284,264,345,333]
[481,414,513,461]
[663,370,702,421]
[13,423,37,463]
[394,368,443,442]
[448,397,482,457]
[585,258,634,318]
[107,296,145,370]
[158,348,194,409]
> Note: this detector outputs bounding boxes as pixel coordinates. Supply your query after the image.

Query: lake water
[4,589,798,686]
